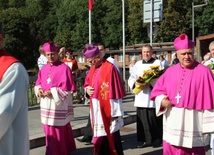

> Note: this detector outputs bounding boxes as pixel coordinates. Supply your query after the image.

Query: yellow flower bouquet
[133,65,165,94]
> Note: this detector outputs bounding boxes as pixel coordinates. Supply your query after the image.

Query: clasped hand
[161,96,172,108]
[38,88,52,98]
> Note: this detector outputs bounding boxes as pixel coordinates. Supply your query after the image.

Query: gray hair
[209,41,214,51]
[38,45,44,54]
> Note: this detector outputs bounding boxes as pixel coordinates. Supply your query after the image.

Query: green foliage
[54,29,73,48]
[8,0,25,8]
[101,0,123,49]
[0,8,35,67]
[0,0,213,69]
[0,0,8,10]
[54,0,89,52]
[127,0,149,44]
[155,0,191,42]
[197,1,214,36]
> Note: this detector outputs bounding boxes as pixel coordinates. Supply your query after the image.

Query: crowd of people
[2,19,214,155]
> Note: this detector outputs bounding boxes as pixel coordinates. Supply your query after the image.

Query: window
[118,53,123,62]
[129,54,139,61]
[78,55,84,63]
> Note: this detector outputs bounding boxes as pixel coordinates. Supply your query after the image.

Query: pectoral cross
[47,77,51,84]
[175,93,181,104]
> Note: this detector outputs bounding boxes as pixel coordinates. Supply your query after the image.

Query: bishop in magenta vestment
[35,42,76,155]
[151,34,214,155]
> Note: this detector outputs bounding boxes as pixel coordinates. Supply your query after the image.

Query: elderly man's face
[177,48,194,68]
[210,45,214,58]
[0,34,4,49]
[45,51,58,64]
[87,55,102,67]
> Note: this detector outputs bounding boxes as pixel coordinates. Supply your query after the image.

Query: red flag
[88,0,94,10]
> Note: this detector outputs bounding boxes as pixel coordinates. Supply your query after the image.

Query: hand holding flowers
[132,65,165,94]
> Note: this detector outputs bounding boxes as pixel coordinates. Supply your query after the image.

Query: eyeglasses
[87,57,97,64]
[66,52,72,55]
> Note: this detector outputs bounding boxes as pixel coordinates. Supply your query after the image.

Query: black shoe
[76,136,92,143]
[85,141,93,145]
[136,142,152,148]
[152,139,162,148]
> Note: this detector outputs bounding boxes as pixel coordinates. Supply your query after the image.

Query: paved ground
[28,92,212,155]
[30,123,164,155]
[30,122,212,155]
[28,93,136,149]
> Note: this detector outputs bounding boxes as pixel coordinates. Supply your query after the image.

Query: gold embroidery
[100,82,109,100]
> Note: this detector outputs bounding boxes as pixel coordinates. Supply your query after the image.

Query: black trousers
[136,107,162,144]
[84,114,93,138]
[97,130,124,155]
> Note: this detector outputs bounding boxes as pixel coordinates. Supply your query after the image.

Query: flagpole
[150,0,153,46]
[122,0,126,85]
[89,10,92,44]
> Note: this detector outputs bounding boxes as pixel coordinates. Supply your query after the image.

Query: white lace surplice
[155,95,214,148]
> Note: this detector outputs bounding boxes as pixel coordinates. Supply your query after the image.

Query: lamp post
[122,0,126,84]
[192,0,209,41]
[150,0,153,46]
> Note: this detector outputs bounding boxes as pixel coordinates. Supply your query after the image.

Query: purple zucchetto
[174,34,195,51]
[42,41,58,53]
[83,43,100,58]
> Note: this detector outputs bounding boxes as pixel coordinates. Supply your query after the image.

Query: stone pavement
[30,123,164,155]
[30,122,212,155]
[29,92,212,155]
[29,92,136,149]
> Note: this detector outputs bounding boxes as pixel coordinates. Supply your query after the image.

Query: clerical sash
[88,60,118,155]
[0,50,19,82]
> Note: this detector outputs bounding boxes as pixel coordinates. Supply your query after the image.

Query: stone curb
[30,114,136,149]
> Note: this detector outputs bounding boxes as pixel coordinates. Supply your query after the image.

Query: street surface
[30,123,165,155]
[29,93,212,155]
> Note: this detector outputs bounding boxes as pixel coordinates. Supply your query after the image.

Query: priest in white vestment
[203,41,214,155]
[0,25,29,155]
[128,44,163,148]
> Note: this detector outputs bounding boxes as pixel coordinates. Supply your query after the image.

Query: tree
[0,0,213,69]
[92,0,123,49]
[126,0,149,45]
[196,1,214,37]
[8,0,25,8]
[55,0,89,52]
[155,0,191,42]
[0,0,8,10]
[0,8,35,68]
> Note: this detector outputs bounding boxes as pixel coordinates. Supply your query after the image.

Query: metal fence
[28,70,87,106]
[28,76,38,106]
[27,68,131,106]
